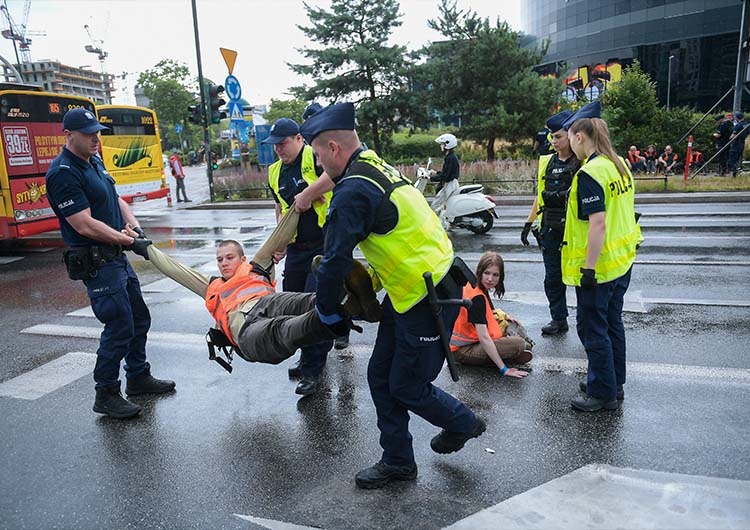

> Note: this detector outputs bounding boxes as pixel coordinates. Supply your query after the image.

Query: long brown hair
[475,251,505,298]
[568,117,629,177]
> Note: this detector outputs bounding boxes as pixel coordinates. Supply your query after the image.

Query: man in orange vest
[132,233,379,377]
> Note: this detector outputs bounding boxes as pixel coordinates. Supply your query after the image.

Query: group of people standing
[523,101,642,412]
[44,97,641,490]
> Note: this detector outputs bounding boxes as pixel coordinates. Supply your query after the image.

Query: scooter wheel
[466,210,494,234]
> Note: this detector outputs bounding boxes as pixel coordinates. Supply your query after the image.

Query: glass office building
[521,0,744,110]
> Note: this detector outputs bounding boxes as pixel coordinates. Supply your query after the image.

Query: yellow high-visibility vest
[268,145,330,227]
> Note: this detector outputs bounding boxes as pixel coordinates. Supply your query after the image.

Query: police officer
[262,117,335,396]
[45,108,175,419]
[521,109,580,336]
[728,111,749,177]
[562,101,642,412]
[300,103,485,489]
[713,113,733,176]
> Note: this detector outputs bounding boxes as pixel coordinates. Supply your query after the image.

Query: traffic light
[208,84,226,124]
[187,103,202,125]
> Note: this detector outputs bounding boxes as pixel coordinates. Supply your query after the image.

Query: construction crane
[0,0,45,64]
[84,23,108,72]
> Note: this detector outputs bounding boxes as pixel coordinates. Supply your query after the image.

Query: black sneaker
[355,460,418,489]
[541,319,569,335]
[125,363,176,395]
[579,381,624,401]
[571,395,620,412]
[93,384,142,419]
[430,417,487,454]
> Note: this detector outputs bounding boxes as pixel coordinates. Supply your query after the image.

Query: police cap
[546,109,574,133]
[262,118,300,145]
[302,102,323,121]
[563,100,602,130]
[63,108,109,134]
[299,102,356,144]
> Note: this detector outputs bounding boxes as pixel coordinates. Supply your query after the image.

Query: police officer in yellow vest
[263,117,334,396]
[562,101,642,412]
[522,109,580,335]
[300,103,486,489]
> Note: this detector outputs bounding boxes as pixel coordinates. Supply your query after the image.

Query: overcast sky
[2,0,521,106]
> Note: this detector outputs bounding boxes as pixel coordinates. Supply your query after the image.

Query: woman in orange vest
[450,252,532,378]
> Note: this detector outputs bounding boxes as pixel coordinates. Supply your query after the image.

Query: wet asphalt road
[1,168,749,530]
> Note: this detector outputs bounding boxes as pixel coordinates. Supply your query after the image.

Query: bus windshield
[96,105,168,203]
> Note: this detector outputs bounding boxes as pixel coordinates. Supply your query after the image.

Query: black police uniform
[269,148,332,379]
[46,147,151,390]
[716,118,733,175]
[540,154,580,322]
[729,118,749,176]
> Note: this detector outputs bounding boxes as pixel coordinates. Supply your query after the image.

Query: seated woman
[450,251,531,378]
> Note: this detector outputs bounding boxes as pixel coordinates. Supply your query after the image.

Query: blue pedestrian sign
[224,74,242,102]
[175,124,183,134]
[228,101,244,123]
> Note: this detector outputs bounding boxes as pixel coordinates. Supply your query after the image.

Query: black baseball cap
[262,118,300,144]
[62,108,108,134]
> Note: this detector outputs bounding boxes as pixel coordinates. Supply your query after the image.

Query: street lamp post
[667,55,675,111]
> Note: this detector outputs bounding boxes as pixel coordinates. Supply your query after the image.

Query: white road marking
[21,324,204,345]
[0,352,96,400]
[0,256,23,265]
[444,464,750,530]
[502,290,750,310]
[17,325,750,384]
[234,514,320,529]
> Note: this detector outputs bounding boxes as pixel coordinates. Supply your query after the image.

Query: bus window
[0,88,95,239]
[96,105,169,204]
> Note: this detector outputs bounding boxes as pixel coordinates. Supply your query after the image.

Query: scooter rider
[429,133,460,214]
[521,109,581,336]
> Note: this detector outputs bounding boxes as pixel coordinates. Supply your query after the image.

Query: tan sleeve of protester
[251,206,301,270]
[147,246,210,299]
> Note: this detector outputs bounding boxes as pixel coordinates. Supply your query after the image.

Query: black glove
[580,267,597,288]
[133,226,146,239]
[126,238,152,260]
[521,222,533,246]
[325,317,363,337]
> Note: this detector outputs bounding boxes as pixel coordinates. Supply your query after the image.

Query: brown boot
[312,256,382,322]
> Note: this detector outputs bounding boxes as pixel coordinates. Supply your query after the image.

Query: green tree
[264,98,309,124]
[137,59,199,149]
[289,0,412,153]
[600,60,660,153]
[417,0,562,160]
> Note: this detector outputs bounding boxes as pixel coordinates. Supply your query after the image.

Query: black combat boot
[312,255,382,323]
[430,417,487,454]
[355,460,418,489]
[93,383,142,419]
[295,375,319,396]
[125,363,176,396]
[579,381,625,401]
[541,319,569,335]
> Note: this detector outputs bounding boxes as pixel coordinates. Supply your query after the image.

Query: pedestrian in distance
[300,102,487,489]
[429,133,460,215]
[450,251,532,376]
[626,146,646,173]
[656,145,679,175]
[563,101,642,412]
[45,107,175,420]
[521,109,581,336]
[137,235,381,373]
[713,113,733,176]
[169,152,191,202]
[728,111,749,177]
[643,144,658,175]
[262,116,336,396]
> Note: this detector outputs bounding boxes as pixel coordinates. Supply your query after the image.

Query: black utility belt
[62,245,122,281]
[289,240,323,251]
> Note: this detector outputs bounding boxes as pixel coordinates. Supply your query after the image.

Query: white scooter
[414,158,498,234]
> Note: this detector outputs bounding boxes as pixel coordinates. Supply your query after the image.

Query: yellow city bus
[96,104,169,204]
[0,84,94,240]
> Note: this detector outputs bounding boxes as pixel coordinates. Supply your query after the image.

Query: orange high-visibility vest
[204,261,276,346]
[450,284,502,351]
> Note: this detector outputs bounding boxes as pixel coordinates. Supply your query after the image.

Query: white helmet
[435,133,457,150]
